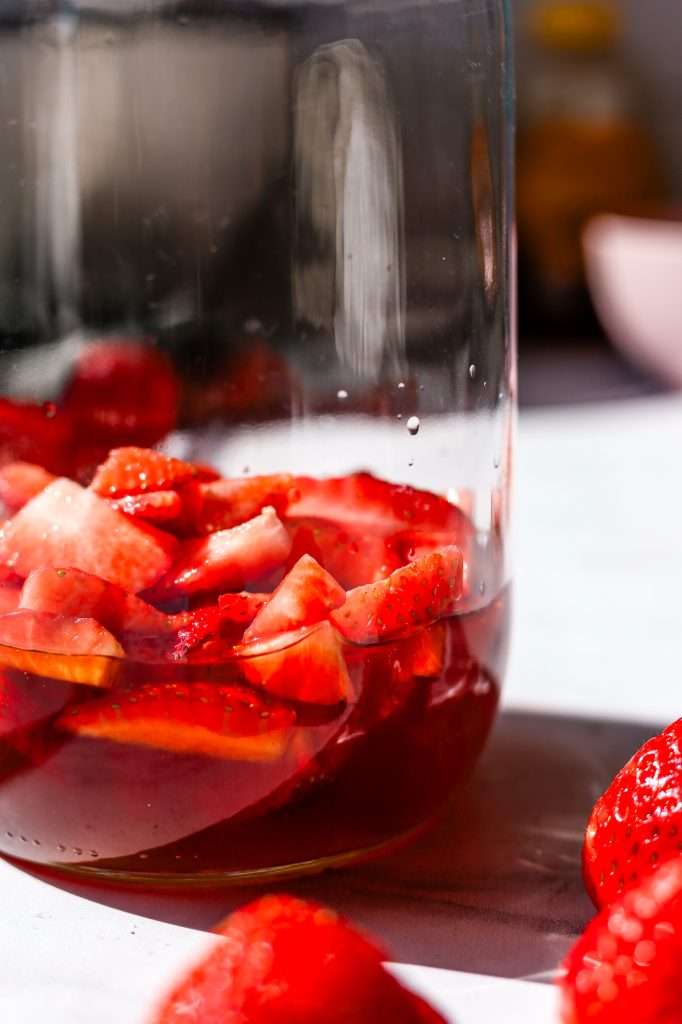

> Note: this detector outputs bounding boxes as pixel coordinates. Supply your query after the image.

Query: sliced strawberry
[107,490,183,526]
[153,894,445,1024]
[57,682,295,762]
[243,555,345,643]
[0,398,72,475]
[400,623,446,679]
[288,472,469,537]
[0,610,122,687]
[0,478,176,593]
[152,507,291,599]
[331,547,463,644]
[195,474,296,533]
[218,592,269,627]
[0,462,56,512]
[559,858,682,1024]
[237,621,351,706]
[90,446,212,498]
[19,567,170,637]
[392,526,474,563]
[583,717,682,909]
[287,517,403,589]
[62,340,179,449]
[167,605,221,661]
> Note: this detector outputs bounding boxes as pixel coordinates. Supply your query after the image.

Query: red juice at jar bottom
[0,594,508,882]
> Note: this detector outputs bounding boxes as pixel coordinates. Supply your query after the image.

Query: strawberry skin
[218,592,269,626]
[560,858,682,1024]
[90,446,212,498]
[153,894,446,1024]
[584,719,682,909]
[331,547,463,644]
[243,554,345,642]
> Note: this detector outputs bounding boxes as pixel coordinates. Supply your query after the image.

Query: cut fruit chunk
[237,621,352,706]
[90,446,213,498]
[0,462,56,512]
[400,623,446,679]
[331,547,463,644]
[167,606,221,661]
[287,517,402,589]
[218,592,269,626]
[0,610,122,687]
[153,894,446,1024]
[196,474,296,532]
[0,478,176,593]
[57,682,295,761]
[20,567,170,637]
[287,472,469,536]
[0,584,20,615]
[243,555,345,642]
[107,489,183,526]
[152,507,292,599]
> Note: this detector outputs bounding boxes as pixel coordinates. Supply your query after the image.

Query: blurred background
[514,0,682,406]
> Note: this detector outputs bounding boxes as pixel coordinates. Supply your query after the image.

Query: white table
[3,393,682,1022]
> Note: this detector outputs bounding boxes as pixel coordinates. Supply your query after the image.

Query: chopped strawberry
[90,446,212,498]
[0,478,176,593]
[0,398,72,474]
[62,340,179,449]
[107,490,183,526]
[153,894,446,1024]
[19,567,170,637]
[0,462,56,512]
[0,610,122,687]
[57,682,295,762]
[237,621,352,706]
[400,623,446,679]
[287,472,469,537]
[287,517,403,589]
[152,507,291,599]
[243,555,345,643]
[559,858,682,1024]
[0,583,20,615]
[392,526,474,563]
[331,547,463,644]
[167,605,221,661]
[583,717,682,909]
[218,592,269,626]
[196,474,296,532]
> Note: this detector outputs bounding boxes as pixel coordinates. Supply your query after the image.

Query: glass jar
[0,0,514,884]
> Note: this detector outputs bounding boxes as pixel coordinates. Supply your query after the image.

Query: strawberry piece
[559,858,682,1024]
[57,682,295,762]
[0,398,72,475]
[400,623,446,679]
[196,474,296,533]
[167,605,221,661]
[153,507,291,599]
[0,610,122,687]
[287,517,402,589]
[583,718,682,909]
[19,567,170,637]
[0,584,20,615]
[218,592,269,626]
[153,894,445,1024]
[0,478,176,593]
[238,621,352,706]
[62,340,179,449]
[331,547,463,644]
[243,555,345,642]
[288,472,469,537]
[90,446,212,498]
[0,462,56,512]
[107,490,183,526]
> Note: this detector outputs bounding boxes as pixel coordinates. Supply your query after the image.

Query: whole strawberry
[559,858,682,1023]
[153,894,445,1024]
[584,718,682,908]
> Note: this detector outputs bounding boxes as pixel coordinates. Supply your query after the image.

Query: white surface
[4,392,682,1019]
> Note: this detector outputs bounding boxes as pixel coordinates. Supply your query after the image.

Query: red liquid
[0,593,507,881]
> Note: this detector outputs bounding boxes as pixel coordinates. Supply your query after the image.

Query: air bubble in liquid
[337,389,348,400]
[397,381,406,390]
[406,416,420,436]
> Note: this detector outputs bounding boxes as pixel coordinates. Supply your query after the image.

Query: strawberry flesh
[287,517,402,589]
[57,682,295,762]
[196,474,295,532]
[332,547,463,644]
[90,446,212,498]
[0,462,56,512]
[218,592,269,626]
[107,490,183,526]
[0,610,123,687]
[243,554,345,642]
[0,478,176,593]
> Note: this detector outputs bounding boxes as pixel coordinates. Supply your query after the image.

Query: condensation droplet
[408,458,414,467]
[478,581,486,596]
[396,413,403,420]
[493,454,500,469]
[468,364,477,379]
[406,416,420,436]
[43,402,57,419]
[397,381,406,390]
[336,389,348,400]
[242,466,250,475]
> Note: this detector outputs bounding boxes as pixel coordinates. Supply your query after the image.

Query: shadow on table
[15,709,656,982]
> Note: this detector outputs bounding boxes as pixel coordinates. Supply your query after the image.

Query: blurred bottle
[517,0,665,336]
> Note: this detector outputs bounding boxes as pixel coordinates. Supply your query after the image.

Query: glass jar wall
[0,0,514,884]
